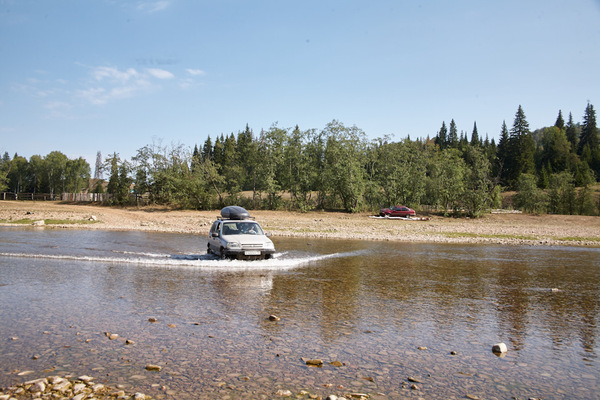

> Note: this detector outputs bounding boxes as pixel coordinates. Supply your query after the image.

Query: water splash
[0,249,369,271]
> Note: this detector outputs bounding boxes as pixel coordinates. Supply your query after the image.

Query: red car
[379,205,416,218]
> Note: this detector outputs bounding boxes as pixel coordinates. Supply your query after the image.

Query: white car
[207,206,275,260]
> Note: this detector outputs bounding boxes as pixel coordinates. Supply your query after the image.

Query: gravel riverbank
[1,201,599,247]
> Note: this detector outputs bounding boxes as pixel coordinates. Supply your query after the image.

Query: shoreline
[1,200,599,247]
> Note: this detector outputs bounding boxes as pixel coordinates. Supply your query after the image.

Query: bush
[514,173,548,214]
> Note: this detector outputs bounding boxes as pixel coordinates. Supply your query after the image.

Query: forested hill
[1,104,599,216]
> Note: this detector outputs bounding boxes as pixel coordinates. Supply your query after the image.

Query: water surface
[0,227,599,399]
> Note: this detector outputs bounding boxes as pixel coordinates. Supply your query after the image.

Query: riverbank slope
[1,201,599,247]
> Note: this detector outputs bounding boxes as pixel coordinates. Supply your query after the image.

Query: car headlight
[263,240,274,249]
[226,242,241,249]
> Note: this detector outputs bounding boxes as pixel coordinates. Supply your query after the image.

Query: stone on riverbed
[28,379,46,393]
[1,374,149,400]
[304,359,324,367]
[492,342,508,354]
[145,364,162,371]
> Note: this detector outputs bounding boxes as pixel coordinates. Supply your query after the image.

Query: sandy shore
[1,200,599,247]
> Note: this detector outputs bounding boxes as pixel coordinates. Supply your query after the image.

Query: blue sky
[1,0,600,166]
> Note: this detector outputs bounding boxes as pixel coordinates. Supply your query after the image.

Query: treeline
[0,151,90,195]
[1,104,599,216]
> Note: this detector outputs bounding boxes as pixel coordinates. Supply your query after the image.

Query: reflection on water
[0,228,599,399]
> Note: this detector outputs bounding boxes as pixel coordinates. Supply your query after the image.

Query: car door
[209,221,222,253]
[390,206,401,217]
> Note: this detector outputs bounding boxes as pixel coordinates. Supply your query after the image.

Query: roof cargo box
[221,206,250,220]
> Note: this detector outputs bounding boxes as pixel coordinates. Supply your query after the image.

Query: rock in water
[305,359,323,367]
[492,342,508,354]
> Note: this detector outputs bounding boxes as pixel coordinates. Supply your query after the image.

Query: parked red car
[379,205,416,218]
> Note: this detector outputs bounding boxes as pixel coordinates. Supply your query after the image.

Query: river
[0,227,599,399]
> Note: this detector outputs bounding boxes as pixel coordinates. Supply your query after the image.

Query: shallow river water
[0,227,599,399]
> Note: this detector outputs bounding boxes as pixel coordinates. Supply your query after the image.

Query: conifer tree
[470,121,479,146]
[578,103,599,154]
[578,102,600,176]
[555,110,565,130]
[435,121,447,149]
[191,145,200,173]
[505,105,535,187]
[202,136,213,160]
[448,119,458,147]
[496,121,509,175]
[565,112,578,149]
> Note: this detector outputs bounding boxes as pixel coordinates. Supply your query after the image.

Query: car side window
[210,221,222,236]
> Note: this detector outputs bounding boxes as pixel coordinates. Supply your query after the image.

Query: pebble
[0,375,148,400]
[305,359,324,367]
[492,342,508,354]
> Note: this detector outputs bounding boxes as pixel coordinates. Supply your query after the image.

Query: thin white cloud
[13,64,182,110]
[44,101,72,110]
[78,87,109,105]
[92,66,139,82]
[77,65,163,105]
[147,68,174,79]
[137,1,171,13]
[186,68,206,76]
[43,101,74,119]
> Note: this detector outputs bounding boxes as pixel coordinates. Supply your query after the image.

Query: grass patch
[442,232,538,241]
[555,236,600,243]
[0,218,100,225]
[290,228,338,234]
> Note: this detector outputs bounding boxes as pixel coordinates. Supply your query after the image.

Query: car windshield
[222,222,264,235]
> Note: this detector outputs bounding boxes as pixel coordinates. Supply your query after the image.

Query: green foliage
[45,151,69,195]
[548,171,576,215]
[2,103,598,218]
[0,152,9,192]
[426,148,466,214]
[514,173,548,214]
[576,185,597,216]
[106,153,131,205]
[322,121,367,212]
[538,126,571,173]
[461,146,496,217]
[504,105,535,187]
[372,139,423,208]
[65,157,91,193]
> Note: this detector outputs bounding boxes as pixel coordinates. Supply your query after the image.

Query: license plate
[244,250,261,256]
